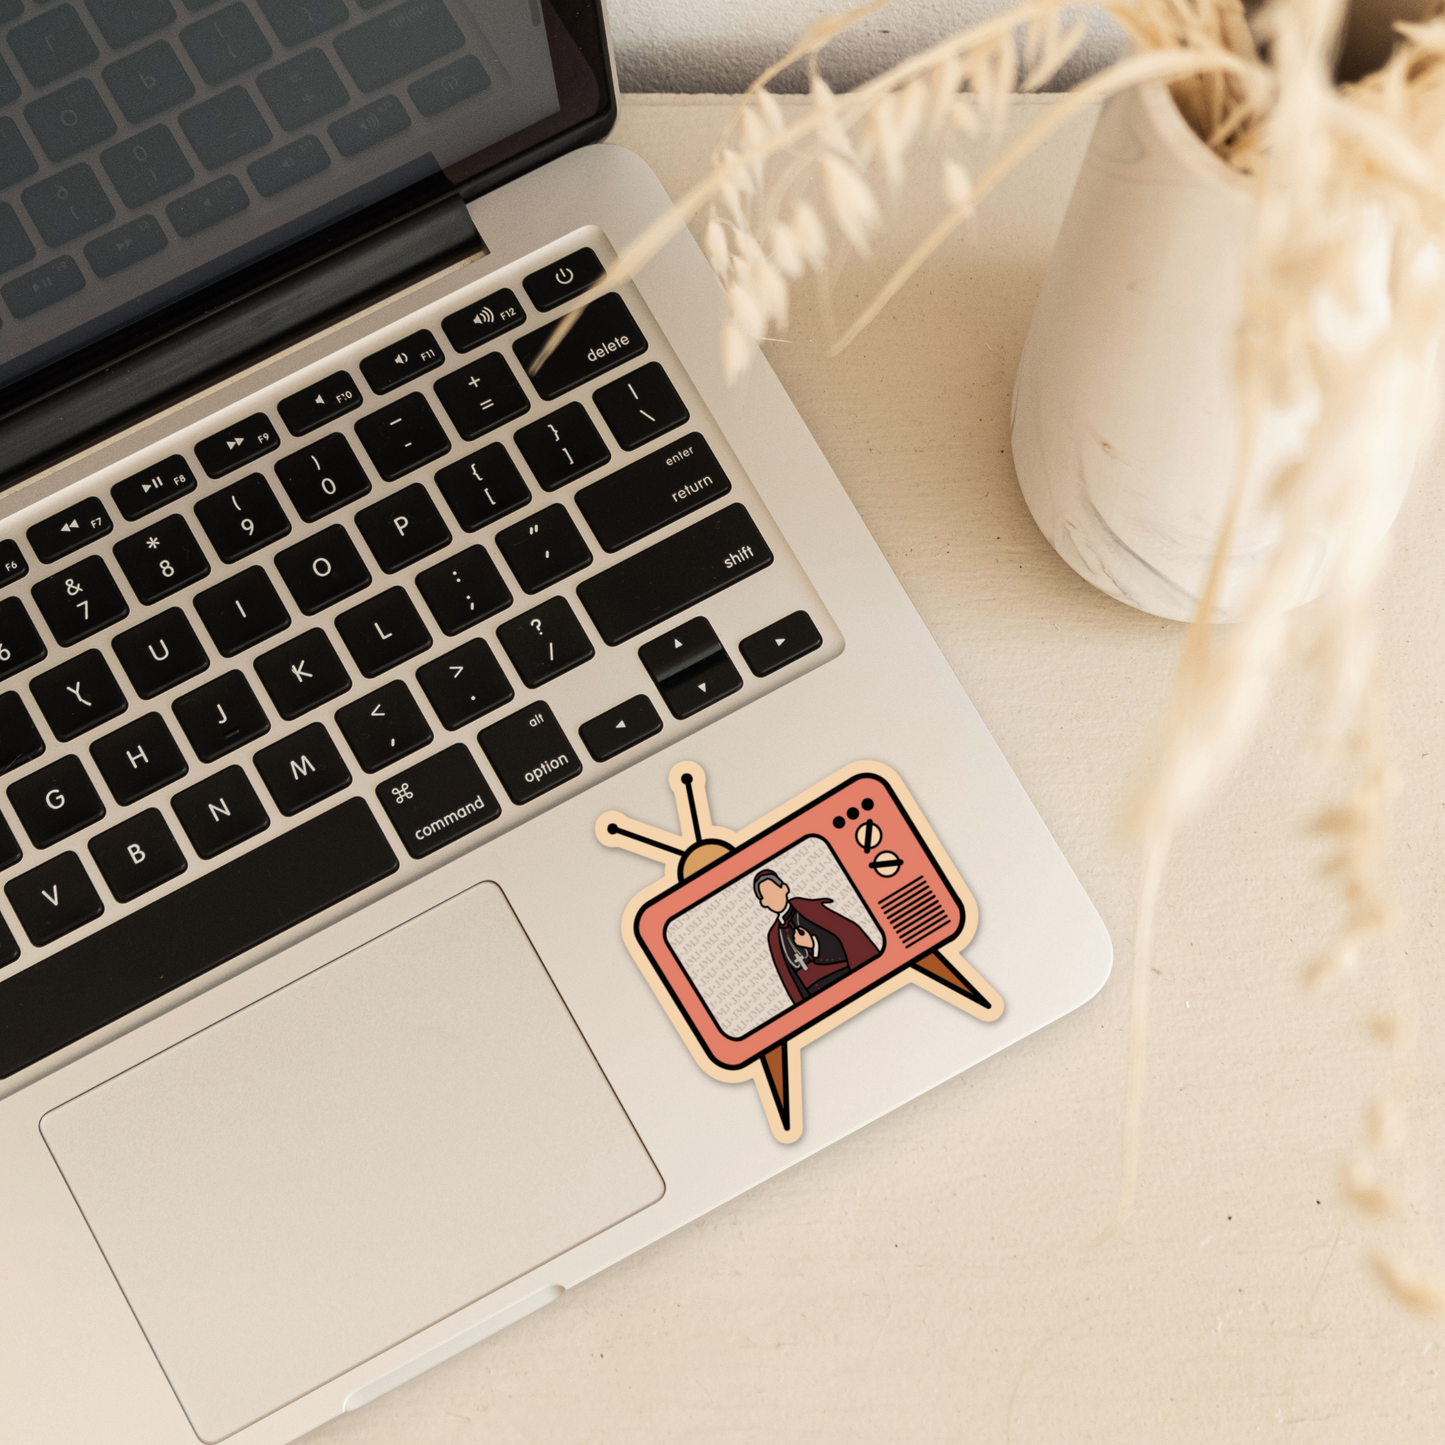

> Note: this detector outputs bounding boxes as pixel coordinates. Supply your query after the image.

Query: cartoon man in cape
[752,868,880,1005]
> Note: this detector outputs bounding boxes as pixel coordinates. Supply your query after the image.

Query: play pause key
[579,694,662,763]
[739,610,822,677]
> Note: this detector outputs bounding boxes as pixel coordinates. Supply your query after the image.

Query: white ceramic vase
[1010,81,1412,623]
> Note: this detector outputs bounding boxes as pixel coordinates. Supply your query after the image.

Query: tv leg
[911,950,994,1010]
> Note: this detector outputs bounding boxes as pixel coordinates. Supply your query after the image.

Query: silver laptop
[0,4,1111,1440]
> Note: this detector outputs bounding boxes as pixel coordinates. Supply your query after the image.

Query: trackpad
[41,882,663,1442]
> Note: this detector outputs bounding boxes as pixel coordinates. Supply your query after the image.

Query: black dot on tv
[862,798,874,810]
[833,815,845,828]
[847,807,859,820]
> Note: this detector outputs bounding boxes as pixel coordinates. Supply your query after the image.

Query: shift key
[576,503,772,646]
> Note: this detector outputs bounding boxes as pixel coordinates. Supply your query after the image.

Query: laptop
[0,3,1111,1440]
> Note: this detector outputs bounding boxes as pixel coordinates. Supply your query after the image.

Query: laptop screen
[0,0,607,393]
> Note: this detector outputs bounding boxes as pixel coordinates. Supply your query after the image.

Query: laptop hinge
[0,193,485,494]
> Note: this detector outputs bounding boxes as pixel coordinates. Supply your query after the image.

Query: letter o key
[312,555,332,578]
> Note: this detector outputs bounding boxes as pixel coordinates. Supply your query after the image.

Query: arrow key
[739,610,822,677]
[659,651,742,720]
[579,694,662,762]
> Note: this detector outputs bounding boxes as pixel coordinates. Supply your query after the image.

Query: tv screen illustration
[598,760,1003,1142]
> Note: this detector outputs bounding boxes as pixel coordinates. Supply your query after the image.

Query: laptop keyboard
[0,237,836,1081]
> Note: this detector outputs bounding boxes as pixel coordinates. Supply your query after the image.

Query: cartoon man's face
[756,876,790,914]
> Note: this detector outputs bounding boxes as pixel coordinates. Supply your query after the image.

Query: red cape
[766,896,881,1006]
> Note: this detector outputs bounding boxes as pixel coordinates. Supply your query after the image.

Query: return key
[575,432,730,553]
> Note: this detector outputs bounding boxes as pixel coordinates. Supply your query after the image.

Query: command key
[377,743,500,858]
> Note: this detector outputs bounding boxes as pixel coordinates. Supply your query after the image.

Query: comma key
[377,742,499,859]
[477,701,582,806]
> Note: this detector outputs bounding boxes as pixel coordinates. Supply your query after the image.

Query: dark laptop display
[0,0,611,480]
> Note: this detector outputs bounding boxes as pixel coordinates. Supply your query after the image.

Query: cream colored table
[306,96,1445,1444]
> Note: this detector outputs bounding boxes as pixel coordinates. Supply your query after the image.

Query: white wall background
[606,0,1125,93]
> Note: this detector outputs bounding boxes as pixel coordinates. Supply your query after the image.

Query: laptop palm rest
[40,881,664,1443]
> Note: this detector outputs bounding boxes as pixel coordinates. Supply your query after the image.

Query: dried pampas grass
[534,0,1445,1310]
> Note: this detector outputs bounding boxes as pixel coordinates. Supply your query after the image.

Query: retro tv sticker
[597,761,1003,1143]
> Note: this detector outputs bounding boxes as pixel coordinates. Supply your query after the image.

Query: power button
[522,247,606,310]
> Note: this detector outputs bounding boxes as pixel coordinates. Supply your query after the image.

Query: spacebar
[0,799,398,1080]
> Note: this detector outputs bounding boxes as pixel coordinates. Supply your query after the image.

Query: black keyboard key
[0,797,396,1078]
[258,48,347,131]
[194,471,290,560]
[415,545,509,635]
[416,637,511,729]
[0,813,18,870]
[0,202,34,277]
[274,524,369,614]
[579,694,662,763]
[522,247,605,312]
[408,53,487,116]
[254,627,350,718]
[436,444,529,531]
[0,599,46,682]
[2,257,85,318]
[0,541,25,589]
[194,566,288,655]
[112,454,197,521]
[441,287,522,353]
[180,87,271,169]
[576,504,773,646]
[8,754,105,847]
[659,651,741,719]
[172,669,269,760]
[335,586,429,676]
[574,433,730,554]
[254,721,349,814]
[5,852,102,948]
[354,392,450,480]
[327,93,408,156]
[740,610,823,676]
[432,353,528,441]
[494,503,590,594]
[180,2,271,85]
[513,294,647,401]
[112,608,208,697]
[495,596,593,688]
[85,0,175,50]
[360,328,443,394]
[638,616,723,690]
[257,0,347,45]
[334,0,463,92]
[10,5,98,87]
[89,808,186,903]
[103,41,196,124]
[514,403,608,491]
[173,764,268,858]
[195,414,279,478]
[355,484,449,572]
[0,913,19,968]
[247,132,329,195]
[85,215,169,278]
[26,80,117,163]
[274,432,370,521]
[100,124,192,206]
[113,514,210,604]
[167,173,250,234]
[32,557,129,647]
[28,495,112,563]
[0,53,15,108]
[278,370,360,436]
[90,712,187,804]
[0,693,43,775]
[593,364,689,451]
[0,122,39,193]
[477,701,582,805]
[376,742,497,858]
[336,678,431,771]
[30,650,127,739]
[22,164,114,245]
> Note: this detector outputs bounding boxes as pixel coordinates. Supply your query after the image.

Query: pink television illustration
[598,760,1003,1142]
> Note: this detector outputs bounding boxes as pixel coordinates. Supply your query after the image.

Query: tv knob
[855,818,883,852]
